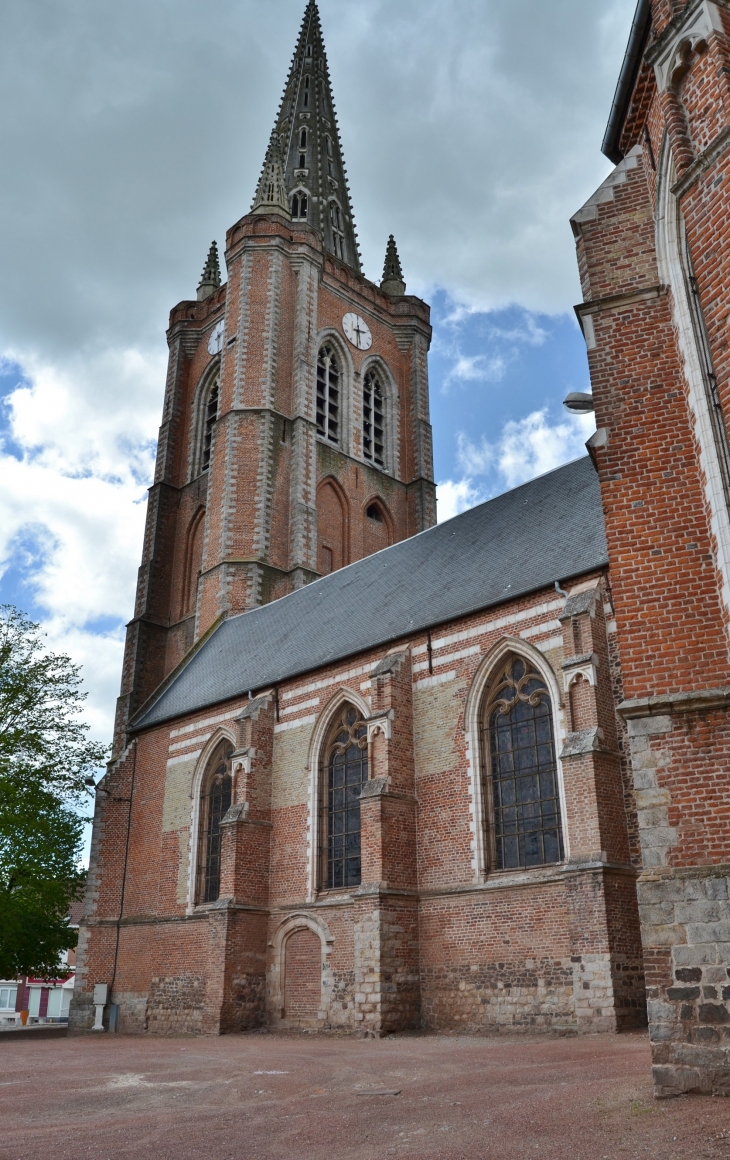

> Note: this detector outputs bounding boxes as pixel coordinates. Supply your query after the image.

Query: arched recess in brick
[180,507,206,618]
[462,636,568,881]
[362,496,393,559]
[269,912,334,1023]
[316,477,349,575]
[306,686,371,900]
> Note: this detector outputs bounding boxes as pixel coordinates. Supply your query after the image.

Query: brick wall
[573,0,730,1094]
[75,574,646,1038]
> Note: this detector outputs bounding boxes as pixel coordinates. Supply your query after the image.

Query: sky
[0,0,636,778]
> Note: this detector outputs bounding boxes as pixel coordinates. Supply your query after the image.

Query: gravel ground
[1,1029,728,1159]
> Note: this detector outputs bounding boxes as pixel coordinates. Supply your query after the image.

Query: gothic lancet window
[324,706,368,889]
[197,743,233,904]
[483,655,564,871]
[363,369,384,467]
[201,377,219,473]
[303,75,310,107]
[291,191,308,220]
[317,344,340,443]
[329,202,345,260]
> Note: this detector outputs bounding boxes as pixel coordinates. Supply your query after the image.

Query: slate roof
[133,455,607,730]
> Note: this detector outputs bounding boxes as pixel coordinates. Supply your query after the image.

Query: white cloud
[0,0,634,745]
[0,350,158,740]
[495,409,595,489]
[439,407,596,522]
[445,352,507,388]
[436,478,487,523]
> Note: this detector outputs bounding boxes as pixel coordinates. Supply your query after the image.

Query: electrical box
[93,983,108,1006]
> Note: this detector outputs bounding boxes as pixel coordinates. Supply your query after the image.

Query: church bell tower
[114,1,436,746]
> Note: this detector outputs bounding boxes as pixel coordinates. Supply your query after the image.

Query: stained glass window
[198,747,232,903]
[485,656,564,870]
[326,707,368,888]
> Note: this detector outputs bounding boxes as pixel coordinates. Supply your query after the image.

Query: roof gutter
[601,0,652,165]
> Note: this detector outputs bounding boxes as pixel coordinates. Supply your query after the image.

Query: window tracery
[316,343,340,443]
[196,743,233,904]
[482,655,564,870]
[363,369,385,467]
[324,706,368,889]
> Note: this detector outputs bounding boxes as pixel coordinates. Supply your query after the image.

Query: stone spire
[380,235,406,296]
[271,1,361,271]
[251,131,291,219]
[197,241,221,301]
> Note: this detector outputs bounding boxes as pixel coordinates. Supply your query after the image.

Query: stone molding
[619,686,730,718]
[366,709,393,743]
[562,653,599,691]
[647,0,725,92]
[574,284,665,320]
[560,726,619,758]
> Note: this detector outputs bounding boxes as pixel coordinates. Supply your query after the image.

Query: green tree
[0,606,107,978]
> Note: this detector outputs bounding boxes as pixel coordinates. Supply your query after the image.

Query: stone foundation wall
[640,866,730,1097]
[145,974,206,1036]
[421,957,575,1032]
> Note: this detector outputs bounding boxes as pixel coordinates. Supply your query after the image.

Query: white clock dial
[342,312,372,351]
[207,318,225,356]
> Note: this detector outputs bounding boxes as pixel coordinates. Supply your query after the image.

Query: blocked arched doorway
[283,927,322,1022]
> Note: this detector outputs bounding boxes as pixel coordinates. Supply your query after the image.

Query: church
[72,0,730,1100]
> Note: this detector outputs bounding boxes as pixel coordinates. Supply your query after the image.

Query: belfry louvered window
[197,744,233,904]
[201,378,219,472]
[363,369,384,467]
[483,655,564,871]
[325,706,368,889]
[317,344,340,443]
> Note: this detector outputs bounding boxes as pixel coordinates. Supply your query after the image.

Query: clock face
[342,312,372,351]
[207,318,225,356]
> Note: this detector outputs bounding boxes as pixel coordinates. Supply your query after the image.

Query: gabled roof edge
[130,556,608,735]
[602,0,652,165]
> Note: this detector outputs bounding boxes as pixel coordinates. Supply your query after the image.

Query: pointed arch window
[317,344,340,443]
[363,369,385,467]
[196,743,233,904]
[482,655,564,871]
[323,706,368,889]
[329,202,345,260]
[292,191,308,220]
[303,75,310,107]
[201,376,219,473]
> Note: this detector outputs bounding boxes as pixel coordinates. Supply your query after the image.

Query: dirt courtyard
[1,1030,729,1160]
